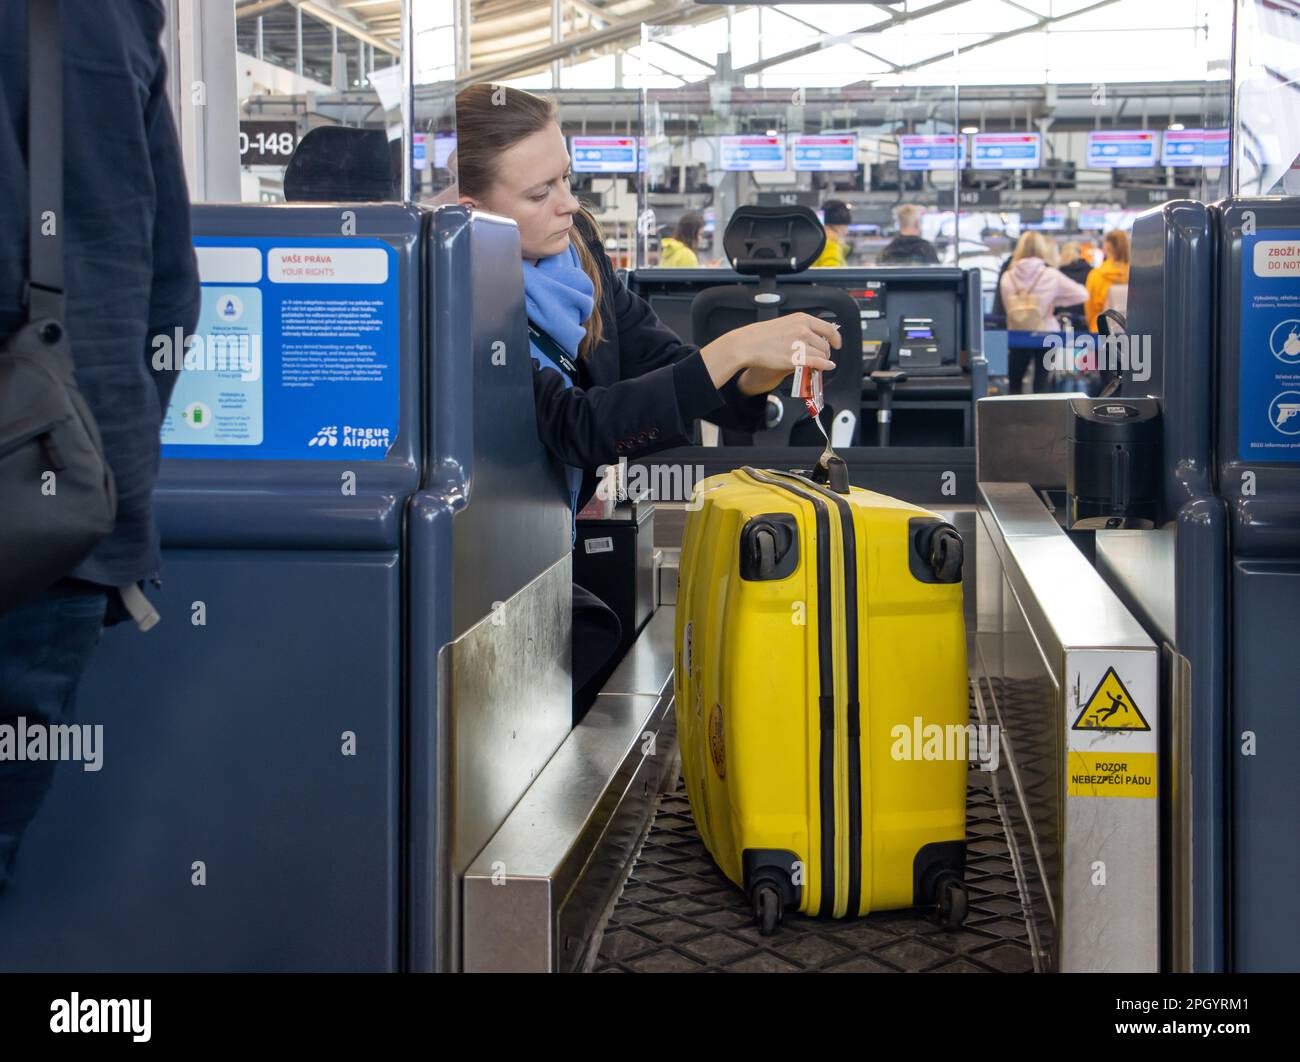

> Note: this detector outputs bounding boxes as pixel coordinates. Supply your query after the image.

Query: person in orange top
[1085,229,1131,330]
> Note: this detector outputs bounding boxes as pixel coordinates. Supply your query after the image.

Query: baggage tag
[791,362,823,426]
[792,361,833,466]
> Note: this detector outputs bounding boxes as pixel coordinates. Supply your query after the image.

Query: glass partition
[176,0,456,204]
[1233,0,1300,196]
[634,10,962,272]
[946,0,1234,318]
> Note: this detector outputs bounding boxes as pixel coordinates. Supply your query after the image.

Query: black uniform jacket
[531,212,767,510]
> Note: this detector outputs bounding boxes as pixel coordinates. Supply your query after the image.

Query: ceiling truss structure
[233,1,1218,90]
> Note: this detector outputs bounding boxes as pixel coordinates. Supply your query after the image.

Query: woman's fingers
[800,314,843,349]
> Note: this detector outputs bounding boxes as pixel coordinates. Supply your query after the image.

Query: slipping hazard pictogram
[1072,666,1150,731]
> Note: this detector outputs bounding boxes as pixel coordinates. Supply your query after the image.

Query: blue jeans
[0,580,108,892]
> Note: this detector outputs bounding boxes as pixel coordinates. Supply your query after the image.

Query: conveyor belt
[588,771,1034,974]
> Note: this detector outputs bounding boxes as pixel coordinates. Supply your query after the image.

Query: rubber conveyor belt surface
[589,707,1035,974]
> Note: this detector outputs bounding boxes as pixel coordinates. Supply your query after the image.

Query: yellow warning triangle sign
[1072,667,1150,731]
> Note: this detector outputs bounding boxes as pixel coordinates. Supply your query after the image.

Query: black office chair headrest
[722,205,826,276]
[283,126,400,202]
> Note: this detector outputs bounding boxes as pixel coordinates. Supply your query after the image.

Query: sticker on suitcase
[708,703,726,778]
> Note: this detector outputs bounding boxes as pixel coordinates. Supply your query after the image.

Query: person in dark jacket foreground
[456,84,840,720]
[0,0,200,891]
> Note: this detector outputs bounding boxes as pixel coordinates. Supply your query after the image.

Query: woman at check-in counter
[454,84,840,720]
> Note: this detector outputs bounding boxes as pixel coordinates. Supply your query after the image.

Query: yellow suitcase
[675,463,969,935]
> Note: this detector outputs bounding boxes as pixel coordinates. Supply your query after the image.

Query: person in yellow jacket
[658,211,703,267]
[1085,229,1131,330]
[812,199,852,267]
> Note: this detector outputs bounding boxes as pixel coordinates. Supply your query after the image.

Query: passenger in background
[658,212,703,267]
[811,199,851,267]
[1055,240,1093,326]
[454,83,839,722]
[878,203,940,265]
[1085,229,1131,331]
[999,231,1088,394]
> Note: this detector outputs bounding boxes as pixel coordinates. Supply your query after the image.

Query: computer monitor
[719,134,786,172]
[1087,130,1158,168]
[570,135,637,174]
[898,134,966,171]
[791,133,859,172]
[970,132,1042,170]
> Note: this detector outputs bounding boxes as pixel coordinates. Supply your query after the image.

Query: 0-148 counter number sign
[239,121,299,166]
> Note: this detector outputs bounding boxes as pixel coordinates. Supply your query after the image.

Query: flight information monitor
[571,136,637,173]
[1025,205,1067,231]
[1162,127,1231,167]
[971,132,1042,170]
[1203,128,1231,167]
[1078,208,1110,230]
[898,134,966,171]
[791,133,859,172]
[720,134,786,171]
[1087,129,1158,168]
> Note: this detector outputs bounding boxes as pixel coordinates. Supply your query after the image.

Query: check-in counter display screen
[571,135,638,173]
[970,132,1041,170]
[791,133,858,172]
[161,236,401,461]
[1086,129,1157,168]
[1161,127,1230,168]
[720,135,786,171]
[897,134,966,171]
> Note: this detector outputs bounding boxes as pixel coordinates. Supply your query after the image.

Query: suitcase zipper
[741,467,840,918]
[765,470,863,920]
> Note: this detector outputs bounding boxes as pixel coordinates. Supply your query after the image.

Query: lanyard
[527,320,581,385]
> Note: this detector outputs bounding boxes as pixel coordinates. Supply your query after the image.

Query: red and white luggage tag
[792,327,838,470]
[791,362,823,426]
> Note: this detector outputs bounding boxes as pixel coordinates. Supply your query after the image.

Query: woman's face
[459,121,581,262]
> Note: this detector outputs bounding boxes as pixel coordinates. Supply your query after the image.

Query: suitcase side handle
[909,518,964,584]
[739,513,800,581]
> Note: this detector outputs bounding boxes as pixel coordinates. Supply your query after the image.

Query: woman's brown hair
[674,211,703,251]
[455,82,606,359]
[1103,229,1131,265]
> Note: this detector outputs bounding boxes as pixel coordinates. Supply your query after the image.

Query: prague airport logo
[308,425,392,450]
[1270,319,1300,366]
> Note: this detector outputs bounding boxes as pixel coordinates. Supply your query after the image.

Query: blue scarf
[522,239,595,538]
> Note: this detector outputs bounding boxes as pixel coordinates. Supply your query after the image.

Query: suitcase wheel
[752,884,784,936]
[935,878,968,931]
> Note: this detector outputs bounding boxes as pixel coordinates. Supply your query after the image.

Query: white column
[162,0,240,203]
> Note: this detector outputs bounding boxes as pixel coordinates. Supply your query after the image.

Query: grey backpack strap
[26,0,64,324]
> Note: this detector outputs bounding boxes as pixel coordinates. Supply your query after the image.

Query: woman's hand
[699,312,841,395]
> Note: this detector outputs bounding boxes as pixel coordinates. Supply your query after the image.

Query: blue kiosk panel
[0,205,424,971]
[1215,199,1300,972]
